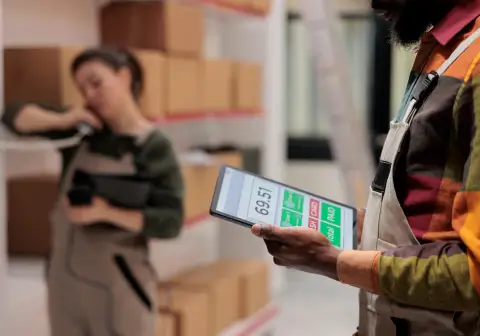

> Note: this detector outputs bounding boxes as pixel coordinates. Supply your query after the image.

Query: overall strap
[372,28,480,196]
[402,28,480,124]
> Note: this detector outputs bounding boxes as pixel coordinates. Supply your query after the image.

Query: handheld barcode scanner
[75,121,95,137]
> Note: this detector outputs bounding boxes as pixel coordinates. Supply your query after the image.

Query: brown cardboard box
[201,59,233,111]
[181,164,218,220]
[205,151,243,199]
[166,56,201,115]
[7,175,60,256]
[212,152,243,168]
[251,0,271,14]
[101,1,204,57]
[214,260,270,318]
[4,47,84,106]
[181,151,243,220]
[133,49,167,119]
[158,287,209,336]
[233,62,262,111]
[157,311,176,336]
[172,264,242,334]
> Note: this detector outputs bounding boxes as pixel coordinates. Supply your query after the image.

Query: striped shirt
[372,1,480,310]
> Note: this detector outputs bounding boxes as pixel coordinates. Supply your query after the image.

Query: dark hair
[71,47,143,100]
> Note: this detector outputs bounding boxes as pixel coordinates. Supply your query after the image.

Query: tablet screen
[213,166,356,250]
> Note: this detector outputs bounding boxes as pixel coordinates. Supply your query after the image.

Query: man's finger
[252,224,311,245]
[252,224,296,243]
[270,246,304,263]
[251,224,279,241]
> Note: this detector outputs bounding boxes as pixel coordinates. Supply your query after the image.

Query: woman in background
[2,47,184,336]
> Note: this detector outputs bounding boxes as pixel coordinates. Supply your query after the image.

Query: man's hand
[65,196,109,225]
[251,224,342,280]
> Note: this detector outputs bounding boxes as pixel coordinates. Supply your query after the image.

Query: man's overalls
[359,29,480,335]
[47,128,158,336]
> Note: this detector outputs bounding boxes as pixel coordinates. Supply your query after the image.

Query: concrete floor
[275,269,359,335]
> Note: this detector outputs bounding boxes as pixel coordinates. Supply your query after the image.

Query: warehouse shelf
[199,0,269,18]
[219,303,280,336]
[154,109,263,124]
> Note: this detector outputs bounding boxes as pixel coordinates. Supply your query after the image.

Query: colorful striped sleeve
[374,55,480,311]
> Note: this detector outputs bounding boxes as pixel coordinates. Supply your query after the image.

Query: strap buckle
[415,70,439,103]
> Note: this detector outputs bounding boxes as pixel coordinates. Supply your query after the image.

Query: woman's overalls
[47,129,158,336]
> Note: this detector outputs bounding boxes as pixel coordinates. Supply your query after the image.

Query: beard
[385,0,458,48]
[388,0,434,47]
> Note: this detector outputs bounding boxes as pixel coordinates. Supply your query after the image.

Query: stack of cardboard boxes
[157,260,270,336]
[100,0,265,118]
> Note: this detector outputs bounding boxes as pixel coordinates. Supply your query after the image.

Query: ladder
[298,0,375,207]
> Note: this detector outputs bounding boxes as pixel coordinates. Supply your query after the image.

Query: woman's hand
[60,107,103,131]
[65,196,110,225]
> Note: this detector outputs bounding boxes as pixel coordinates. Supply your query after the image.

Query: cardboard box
[181,164,218,220]
[166,56,201,115]
[7,175,60,256]
[101,1,204,57]
[158,287,209,336]
[206,151,243,198]
[251,0,271,14]
[212,151,243,168]
[171,264,242,334]
[157,311,176,336]
[233,62,262,111]
[133,49,166,119]
[201,59,233,111]
[4,47,84,106]
[181,150,243,220]
[213,260,270,318]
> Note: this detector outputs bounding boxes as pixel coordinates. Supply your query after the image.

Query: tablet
[210,165,357,250]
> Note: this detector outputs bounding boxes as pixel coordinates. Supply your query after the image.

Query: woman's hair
[71,47,144,100]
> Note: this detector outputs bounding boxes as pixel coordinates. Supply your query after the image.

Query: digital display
[215,167,355,250]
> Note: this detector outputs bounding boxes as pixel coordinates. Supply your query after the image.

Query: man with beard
[250,0,480,335]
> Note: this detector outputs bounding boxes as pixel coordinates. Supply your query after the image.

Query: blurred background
[0,0,416,335]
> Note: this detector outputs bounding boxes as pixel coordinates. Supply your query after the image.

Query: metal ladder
[298,0,375,207]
